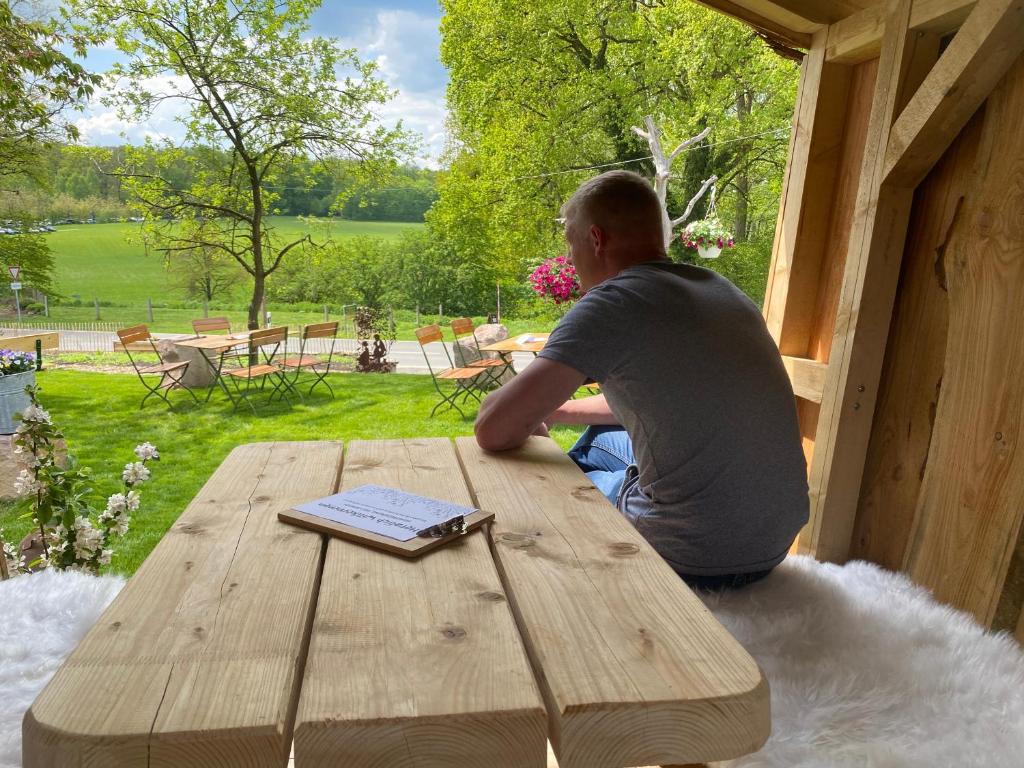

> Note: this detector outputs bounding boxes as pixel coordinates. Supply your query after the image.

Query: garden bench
[24,438,768,768]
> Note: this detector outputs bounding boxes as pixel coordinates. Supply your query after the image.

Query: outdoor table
[24,438,769,768]
[175,333,250,403]
[481,332,550,355]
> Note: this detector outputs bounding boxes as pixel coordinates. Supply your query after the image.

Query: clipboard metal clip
[417,515,468,539]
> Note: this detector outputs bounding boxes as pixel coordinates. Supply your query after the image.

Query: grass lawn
[43,217,424,304]
[0,370,583,576]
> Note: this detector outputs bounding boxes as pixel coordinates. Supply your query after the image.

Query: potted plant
[680,218,735,259]
[528,255,580,306]
[0,349,36,434]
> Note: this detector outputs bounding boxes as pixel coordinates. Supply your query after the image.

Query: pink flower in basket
[529,256,580,305]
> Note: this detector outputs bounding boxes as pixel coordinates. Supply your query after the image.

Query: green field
[43,217,424,304]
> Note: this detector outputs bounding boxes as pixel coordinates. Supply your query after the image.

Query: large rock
[453,323,515,386]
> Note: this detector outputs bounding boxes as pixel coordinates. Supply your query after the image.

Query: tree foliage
[0,1,100,187]
[68,0,414,328]
[433,0,798,306]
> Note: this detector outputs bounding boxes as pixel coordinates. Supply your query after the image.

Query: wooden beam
[0,331,58,353]
[800,0,937,560]
[764,30,853,351]
[768,0,875,25]
[826,0,977,63]
[781,355,828,403]
[883,0,1024,188]
[692,1,814,49]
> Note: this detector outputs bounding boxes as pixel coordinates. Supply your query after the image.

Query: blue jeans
[567,425,634,506]
[567,425,774,591]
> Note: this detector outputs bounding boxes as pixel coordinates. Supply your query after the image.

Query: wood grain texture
[802,0,927,560]
[781,355,828,402]
[826,0,976,63]
[884,0,1024,188]
[807,58,878,363]
[24,441,341,768]
[904,54,1024,625]
[0,331,58,352]
[692,0,815,45]
[293,438,546,768]
[850,108,984,568]
[456,436,769,768]
[764,31,853,355]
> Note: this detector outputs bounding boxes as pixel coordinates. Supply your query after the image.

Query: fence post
[35,339,42,371]
[203,299,209,318]
[438,303,442,320]
[43,294,48,317]
[323,304,328,322]
[147,298,154,323]
[94,298,100,320]
[416,304,420,326]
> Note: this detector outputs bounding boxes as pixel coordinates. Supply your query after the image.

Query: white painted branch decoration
[631,115,717,249]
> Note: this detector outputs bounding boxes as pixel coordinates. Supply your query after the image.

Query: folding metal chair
[220,326,293,412]
[279,321,340,399]
[192,316,232,336]
[415,324,487,418]
[449,317,513,391]
[117,324,199,410]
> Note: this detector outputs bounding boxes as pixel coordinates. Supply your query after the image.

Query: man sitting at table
[474,170,808,590]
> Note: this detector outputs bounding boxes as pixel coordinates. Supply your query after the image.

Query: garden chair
[279,321,340,399]
[191,316,233,336]
[415,324,487,418]
[220,326,293,412]
[117,324,199,410]
[449,317,512,390]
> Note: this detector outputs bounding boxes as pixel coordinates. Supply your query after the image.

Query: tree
[163,218,243,303]
[434,0,798,304]
[0,218,58,299]
[70,0,413,329]
[0,1,100,187]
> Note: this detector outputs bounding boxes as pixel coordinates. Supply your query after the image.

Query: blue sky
[73,0,449,168]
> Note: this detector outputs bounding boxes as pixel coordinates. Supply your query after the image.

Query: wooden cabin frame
[699,0,1024,641]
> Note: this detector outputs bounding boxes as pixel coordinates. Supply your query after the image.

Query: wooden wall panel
[903,53,1024,626]
[807,58,878,362]
[851,109,985,569]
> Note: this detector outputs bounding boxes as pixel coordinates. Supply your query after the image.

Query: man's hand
[474,358,584,451]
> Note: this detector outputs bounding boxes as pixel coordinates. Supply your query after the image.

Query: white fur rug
[2,558,1022,768]
[0,569,124,768]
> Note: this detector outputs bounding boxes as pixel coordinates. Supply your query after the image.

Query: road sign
[10,282,22,291]
[7,266,20,280]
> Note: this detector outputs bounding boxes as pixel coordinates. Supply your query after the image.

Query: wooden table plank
[481,333,549,354]
[456,436,769,768]
[293,438,547,768]
[24,441,341,767]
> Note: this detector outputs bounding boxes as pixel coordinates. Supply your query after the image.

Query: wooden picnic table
[24,438,768,768]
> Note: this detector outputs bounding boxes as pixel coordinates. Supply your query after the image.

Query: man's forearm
[546,394,619,425]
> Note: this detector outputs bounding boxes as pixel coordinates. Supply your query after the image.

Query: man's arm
[474,358,586,452]
[545,393,617,425]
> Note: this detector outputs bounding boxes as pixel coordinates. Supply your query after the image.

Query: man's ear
[589,223,606,253]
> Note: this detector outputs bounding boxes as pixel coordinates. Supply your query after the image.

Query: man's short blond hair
[561,170,663,239]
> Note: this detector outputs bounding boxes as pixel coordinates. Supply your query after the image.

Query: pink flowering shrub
[528,255,580,305]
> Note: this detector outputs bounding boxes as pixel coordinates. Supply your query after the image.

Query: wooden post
[94,298,100,321]
[203,299,209,318]
[801,0,939,560]
[42,294,48,317]
[147,298,154,323]
[323,304,328,322]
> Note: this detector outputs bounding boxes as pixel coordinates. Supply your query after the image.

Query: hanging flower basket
[0,350,37,435]
[680,218,735,260]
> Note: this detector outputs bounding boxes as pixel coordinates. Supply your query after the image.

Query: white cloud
[73,10,450,167]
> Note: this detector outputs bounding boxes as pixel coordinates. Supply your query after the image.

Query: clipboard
[278,502,494,558]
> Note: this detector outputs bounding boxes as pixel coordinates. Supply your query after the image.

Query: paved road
[44,330,537,375]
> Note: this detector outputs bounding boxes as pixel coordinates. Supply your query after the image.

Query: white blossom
[134,442,159,461]
[122,461,151,485]
[20,403,51,424]
[72,517,103,561]
[104,493,128,516]
[98,549,113,566]
[125,490,141,512]
[113,516,130,536]
[13,468,38,496]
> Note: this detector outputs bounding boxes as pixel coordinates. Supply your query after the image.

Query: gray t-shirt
[539,261,809,575]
